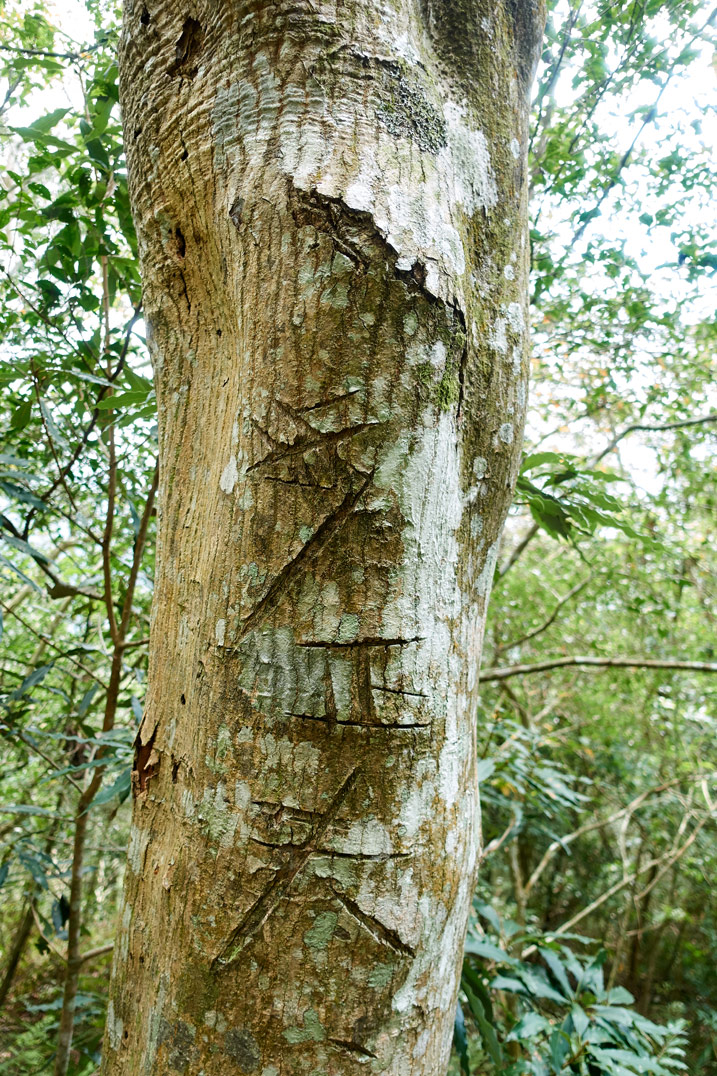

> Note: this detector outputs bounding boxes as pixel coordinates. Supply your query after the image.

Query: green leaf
[10,400,32,430]
[0,480,47,510]
[39,400,69,448]
[0,553,42,591]
[521,451,572,472]
[476,758,496,782]
[77,683,99,717]
[96,390,152,410]
[463,982,504,1069]
[454,1001,471,1076]
[540,948,574,1000]
[606,987,636,1005]
[507,1011,551,1041]
[91,768,132,807]
[0,804,68,819]
[9,662,54,700]
[25,108,69,134]
[465,937,512,963]
[570,1004,589,1039]
[0,533,50,564]
[549,1028,571,1074]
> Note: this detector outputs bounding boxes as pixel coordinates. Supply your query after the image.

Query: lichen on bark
[103,1,544,1073]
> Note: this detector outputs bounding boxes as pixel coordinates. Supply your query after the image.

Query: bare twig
[496,577,590,654]
[480,655,717,683]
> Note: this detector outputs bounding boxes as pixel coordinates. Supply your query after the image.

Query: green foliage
[459,922,688,1076]
[517,452,645,544]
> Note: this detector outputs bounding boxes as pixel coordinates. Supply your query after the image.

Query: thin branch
[524,773,715,898]
[0,600,107,687]
[29,358,77,511]
[77,942,114,965]
[28,306,142,526]
[592,411,717,465]
[498,522,539,579]
[481,816,520,860]
[496,577,590,654]
[0,515,101,601]
[0,43,101,60]
[101,426,119,646]
[498,409,716,580]
[479,655,717,683]
[117,462,158,640]
[13,732,82,793]
[522,818,710,957]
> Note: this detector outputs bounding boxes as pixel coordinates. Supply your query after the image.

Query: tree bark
[104,2,544,1073]
[0,903,34,1010]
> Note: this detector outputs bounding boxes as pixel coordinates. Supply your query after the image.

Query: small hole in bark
[167,16,204,79]
[174,226,186,259]
[172,759,180,783]
[216,328,222,337]
[133,127,142,141]
[180,147,188,160]
[139,955,145,964]
[229,195,244,230]
[180,693,186,704]
[140,5,150,25]
[123,1029,129,1040]
[411,260,427,286]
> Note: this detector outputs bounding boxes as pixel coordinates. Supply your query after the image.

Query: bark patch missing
[376,61,446,154]
[167,17,204,80]
[329,1037,377,1059]
[229,196,244,230]
[224,1027,261,1072]
[158,1018,196,1073]
[134,728,160,795]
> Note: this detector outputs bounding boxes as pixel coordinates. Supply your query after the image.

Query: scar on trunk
[167,16,204,79]
[331,885,416,957]
[213,767,360,967]
[133,728,160,795]
[329,1037,377,1059]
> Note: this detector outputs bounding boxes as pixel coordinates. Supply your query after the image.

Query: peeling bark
[104,1,544,1073]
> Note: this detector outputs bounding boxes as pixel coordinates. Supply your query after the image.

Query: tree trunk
[0,903,34,1010]
[104,2,543,1073]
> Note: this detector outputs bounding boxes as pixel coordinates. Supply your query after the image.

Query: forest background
[0,0,715,1073]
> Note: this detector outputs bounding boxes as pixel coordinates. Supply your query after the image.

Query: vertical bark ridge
[104,1,544,1073]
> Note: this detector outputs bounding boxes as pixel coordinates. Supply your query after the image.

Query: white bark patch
[127,825,150,874]
[476,539,500,598]
[386,183,465,278]
[343,818,394,856]
[106,1000,123,1051]
[442,102,498,215]
[489,318,508,354]
[506,302,524,335]
[219,456,238,494]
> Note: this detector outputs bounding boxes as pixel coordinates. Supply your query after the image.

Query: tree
[101,2,545,1073]
[3,1,714,1073]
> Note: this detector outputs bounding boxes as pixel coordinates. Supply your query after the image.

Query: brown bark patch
[133,729,160,795]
